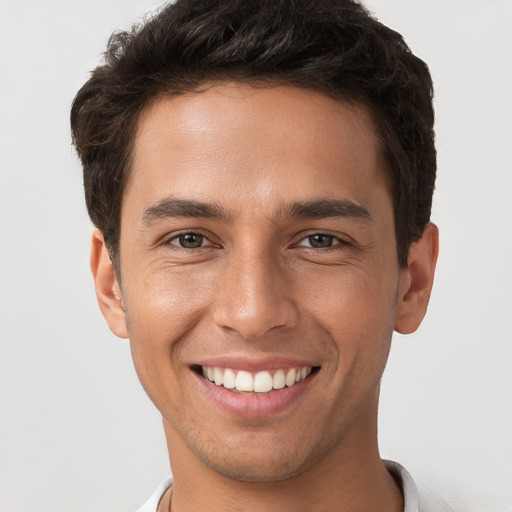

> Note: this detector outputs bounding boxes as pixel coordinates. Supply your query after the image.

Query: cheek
[122,265,216,382]
[125,263,215,332]
[300,266,399,367]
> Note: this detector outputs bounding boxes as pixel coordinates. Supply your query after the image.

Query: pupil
[180,233,203,248]
[309,234,333,248]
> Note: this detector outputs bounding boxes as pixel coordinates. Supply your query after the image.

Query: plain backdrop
[1,1,511,511]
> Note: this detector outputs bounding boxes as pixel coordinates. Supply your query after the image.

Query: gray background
[1,1,511,510]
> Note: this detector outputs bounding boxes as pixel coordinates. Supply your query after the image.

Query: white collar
[137,460,421,512]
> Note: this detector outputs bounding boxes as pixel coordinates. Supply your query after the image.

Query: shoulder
[137,467,455,512]
[136,476,173,512]
[384,460,456,512]
[418,489,456,512]
[384,460,420,512]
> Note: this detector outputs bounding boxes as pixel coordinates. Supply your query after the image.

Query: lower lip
[192,370,317,418]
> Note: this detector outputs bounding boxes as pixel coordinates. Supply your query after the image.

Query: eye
[168,232,208,249]
[297,234,341,249]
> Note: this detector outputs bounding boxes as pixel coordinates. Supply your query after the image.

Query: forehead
[126,83,388,217]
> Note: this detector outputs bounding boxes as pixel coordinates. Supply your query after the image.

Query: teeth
[254,371,273,393]
[285,369,296,387]
[273,369,285,389]
[202,365,313,394]
[223,368,236,389]
[236,371,254,392]
[213,368,223,386]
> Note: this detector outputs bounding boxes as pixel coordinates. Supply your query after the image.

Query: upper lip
[193,355,320,372]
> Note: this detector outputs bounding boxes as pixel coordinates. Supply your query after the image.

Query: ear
[395,223,439,334]
[90,229,128,338]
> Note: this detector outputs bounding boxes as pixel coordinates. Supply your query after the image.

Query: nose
[211,251,299,339]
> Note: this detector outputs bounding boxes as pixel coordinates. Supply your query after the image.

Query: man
[71,0,439,510]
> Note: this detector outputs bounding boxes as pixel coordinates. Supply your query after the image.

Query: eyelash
[294,233,350,250]
[165,231,350,251]
[166,232,215,249]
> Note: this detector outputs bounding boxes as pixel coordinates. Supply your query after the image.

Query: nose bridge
[212,241,298,339]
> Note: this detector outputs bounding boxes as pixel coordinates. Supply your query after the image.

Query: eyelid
[163,230,219,248]
[293,231,352,248]
[169,234,207,248]
[159,229,352,250]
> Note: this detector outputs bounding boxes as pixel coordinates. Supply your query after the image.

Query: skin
[91,83,438,512]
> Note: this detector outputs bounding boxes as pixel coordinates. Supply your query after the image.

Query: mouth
[192,364,319,394]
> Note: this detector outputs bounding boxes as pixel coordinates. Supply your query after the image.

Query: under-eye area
[191,365,320,394]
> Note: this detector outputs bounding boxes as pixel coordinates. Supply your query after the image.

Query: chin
[199,451,309,483]
[186,428,327,483]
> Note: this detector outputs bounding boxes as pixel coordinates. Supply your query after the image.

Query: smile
[201,366,313,394]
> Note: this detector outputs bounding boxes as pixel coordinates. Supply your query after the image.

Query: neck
[163,391,403,512]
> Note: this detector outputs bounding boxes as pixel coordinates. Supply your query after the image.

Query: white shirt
[136,460,451,512]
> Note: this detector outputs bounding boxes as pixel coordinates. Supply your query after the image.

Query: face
[93,83,435,482]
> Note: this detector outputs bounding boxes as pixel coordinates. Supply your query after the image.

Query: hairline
[108,79,401,276]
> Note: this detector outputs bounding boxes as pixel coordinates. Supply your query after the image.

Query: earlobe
[394,223,439,334]
[90,229,128,339]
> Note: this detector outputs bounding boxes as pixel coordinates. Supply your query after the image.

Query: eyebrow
[282,198,371,221]
[141,197,229,225]
[141,196,371,226]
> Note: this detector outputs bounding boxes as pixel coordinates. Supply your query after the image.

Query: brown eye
[170,233,206,248]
